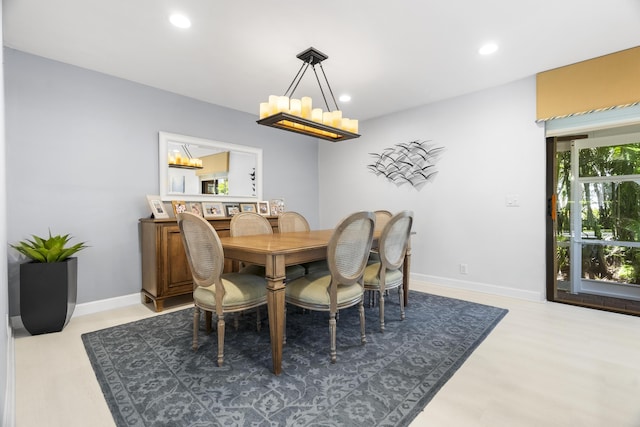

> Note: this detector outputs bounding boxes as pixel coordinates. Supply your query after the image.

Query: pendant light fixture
[257,47,360,142]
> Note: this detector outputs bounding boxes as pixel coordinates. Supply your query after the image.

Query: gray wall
[4,48,320,315]
[318,77,547,300]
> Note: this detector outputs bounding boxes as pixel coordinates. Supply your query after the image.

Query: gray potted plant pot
[12,232,87,335]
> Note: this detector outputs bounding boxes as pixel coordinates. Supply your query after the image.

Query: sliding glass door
[554,132,640,303]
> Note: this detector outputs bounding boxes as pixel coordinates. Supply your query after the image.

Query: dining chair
[177,212,268,367]
[368,209,393,265]
[230,211,274,237]
[278,211,328,274]
[363,210,413,332]
[374,210,393,232]
[285,211,375,363]
[366,210,394,307]
[231,212,305,281]
[277,211,310,233]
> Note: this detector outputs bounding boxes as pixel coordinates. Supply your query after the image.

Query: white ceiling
[3,0,640,121]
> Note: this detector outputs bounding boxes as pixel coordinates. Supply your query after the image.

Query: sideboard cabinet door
[163,225,193,293]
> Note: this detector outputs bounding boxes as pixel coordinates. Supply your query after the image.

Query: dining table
[218,228,411,375]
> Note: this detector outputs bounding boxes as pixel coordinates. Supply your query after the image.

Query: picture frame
[225,203,240,217]
[187,202,203,217]
[146,195,169,219]
[171,200,187,216]
[270,198,285,216]
[202,202,225,218]
[257,200,270,216]
[240,202,257,213]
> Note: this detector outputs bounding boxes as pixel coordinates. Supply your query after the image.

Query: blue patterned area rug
[82,291,507,426]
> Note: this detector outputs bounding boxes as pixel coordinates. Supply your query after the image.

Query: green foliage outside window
[556,142,640,284]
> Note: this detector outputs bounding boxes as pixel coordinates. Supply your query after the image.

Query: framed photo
[171,200,187,216]
[202,202,225,218]
[240,202,257,213]
[257,200,270,216]
[225,203,240,217]
[146,195,169,219]
[187,202,203,217]
[270,198,285,216]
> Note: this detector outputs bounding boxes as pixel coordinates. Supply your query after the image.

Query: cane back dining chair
[277,211,310,233]
[278,211,328,274]
[230,211,274,236]
[368,210,393,264]
[285,211,376,363]
[177,212,268,367]
[366,210,394,305]
[363,210,413,332]
[230,212,305,281]
[374,210,393,232]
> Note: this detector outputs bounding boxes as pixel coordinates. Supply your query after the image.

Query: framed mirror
[159,131,263,202]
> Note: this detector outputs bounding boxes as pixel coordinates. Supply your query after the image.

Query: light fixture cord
[284,62,309,98]
[310,64,331,112]
[317,62,340,112]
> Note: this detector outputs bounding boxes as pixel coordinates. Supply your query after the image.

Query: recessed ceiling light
[339,94,351,102]
[479,43,498,55]
[169,14,191,29]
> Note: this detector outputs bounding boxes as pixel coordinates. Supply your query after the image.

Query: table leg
[265,254,286,375]
[403,239,412,307]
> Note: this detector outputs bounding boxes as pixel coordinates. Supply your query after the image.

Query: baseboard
[10,293,143,329]
[12,273,543,324]
[12,273,543,322]
[35,277,541,322]
[410,273,544,302]
[3,314,15,427]
[72,293,142,317]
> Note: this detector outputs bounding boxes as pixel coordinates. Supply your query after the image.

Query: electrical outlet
[459,263,468,274]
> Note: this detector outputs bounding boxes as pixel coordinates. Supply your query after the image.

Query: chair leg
[256,307,261,332]
[359,299,367,344]
[378,290,385,332]
[283,306,287,345]
[192,306,200,351]
[217,313,225,367]
[329,312,337,363]
[398,286,405,321]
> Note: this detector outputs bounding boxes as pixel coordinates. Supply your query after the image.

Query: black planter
[19,257,77,335]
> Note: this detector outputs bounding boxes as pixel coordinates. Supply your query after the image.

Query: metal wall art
[367,140,443,189]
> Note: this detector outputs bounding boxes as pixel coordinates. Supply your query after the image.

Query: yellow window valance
[536,46,640,122]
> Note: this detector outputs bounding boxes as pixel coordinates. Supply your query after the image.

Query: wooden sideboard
[139,216,279,311]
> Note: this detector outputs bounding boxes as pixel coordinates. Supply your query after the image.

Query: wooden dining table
[218,229,411,375]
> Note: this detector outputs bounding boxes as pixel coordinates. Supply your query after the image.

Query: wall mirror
[159,131,262,202]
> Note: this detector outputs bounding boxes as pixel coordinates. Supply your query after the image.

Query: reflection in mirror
[159,132,262,202]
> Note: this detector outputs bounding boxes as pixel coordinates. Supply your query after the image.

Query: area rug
[82,291,507,427]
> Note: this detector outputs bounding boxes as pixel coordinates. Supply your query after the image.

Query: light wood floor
[13,282,640,427]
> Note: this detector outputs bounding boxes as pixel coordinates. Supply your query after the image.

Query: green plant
[617,264,636,283]
[11,231,87,263]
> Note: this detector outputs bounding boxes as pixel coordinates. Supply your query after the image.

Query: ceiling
[3,0,640,121]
